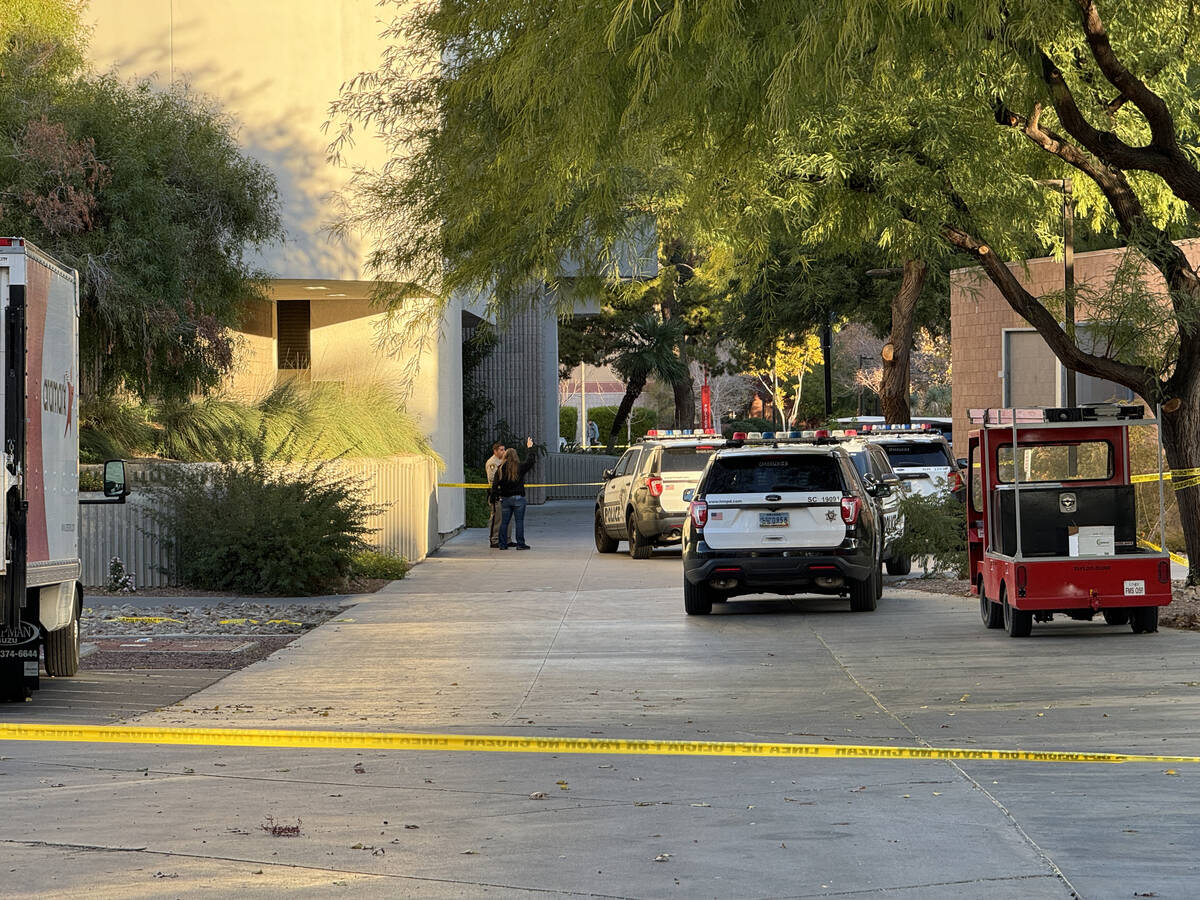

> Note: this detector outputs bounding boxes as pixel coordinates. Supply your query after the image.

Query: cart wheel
[979,582,1003,629]
[1102,609,1129,626]
[1129,606,1158,634]
[1002,589,1032,638]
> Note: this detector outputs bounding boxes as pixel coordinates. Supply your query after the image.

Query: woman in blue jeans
[492,437,536,550]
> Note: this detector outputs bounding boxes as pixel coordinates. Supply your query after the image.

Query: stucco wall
[87,0,404,281]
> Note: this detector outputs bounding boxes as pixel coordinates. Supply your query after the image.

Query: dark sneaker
[489,544,500,549]
[516,544,531,550]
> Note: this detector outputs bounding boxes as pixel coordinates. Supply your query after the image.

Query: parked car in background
[858,425,963,499]
[681,433,882,615]
[594,430,724,558]
[825,433,910,575]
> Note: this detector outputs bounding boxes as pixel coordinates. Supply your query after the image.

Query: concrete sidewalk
[3,500,1199,898]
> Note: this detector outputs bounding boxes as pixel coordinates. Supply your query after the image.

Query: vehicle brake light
[840,497,861,525]
[1159,560,1171,583]
[647,475,664,497]
[690,499,708,528]
[948,468,964,492]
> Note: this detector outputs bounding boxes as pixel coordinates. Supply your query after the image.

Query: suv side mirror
[956,457,968,469]
[602,468,615,480]
[861,473,881,497]
[682,488,695,502]
[103,459,129,499]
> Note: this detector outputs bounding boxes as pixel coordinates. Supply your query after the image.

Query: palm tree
[606,316,687,452]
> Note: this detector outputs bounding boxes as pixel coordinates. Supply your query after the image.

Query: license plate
[759,512,789,528]
[1124,580,1146,596]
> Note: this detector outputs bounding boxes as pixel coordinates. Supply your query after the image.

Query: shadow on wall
[99,5,370,282]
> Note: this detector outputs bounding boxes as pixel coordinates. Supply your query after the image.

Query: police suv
[821,431,910,575]
[681,431,883,615]
[858,424,963,499]
[594,429,723,558]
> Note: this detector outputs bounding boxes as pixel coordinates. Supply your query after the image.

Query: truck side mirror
[103,459,129,499]
[682,488,695,502]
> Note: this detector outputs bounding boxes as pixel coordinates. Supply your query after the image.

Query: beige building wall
[950,239,1200,458]
[86,1,465,535]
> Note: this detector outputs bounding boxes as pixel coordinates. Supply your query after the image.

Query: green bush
[589,405,656,444]
[148,448,381,595]
[893,492,968,578]
[463,465,492,528]
[350,550,410,580]
[560,406,578,442]
[722,417,777,436]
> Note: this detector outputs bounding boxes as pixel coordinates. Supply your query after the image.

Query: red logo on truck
[43,372,74,435]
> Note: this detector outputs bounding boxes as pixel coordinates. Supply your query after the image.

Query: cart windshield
[997,441,1113,483]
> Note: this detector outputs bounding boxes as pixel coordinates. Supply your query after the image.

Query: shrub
[463,465,492,528]
[350,550,410,580]
[148,445,381,595]
[588,405,656,444]
[559,406,578,442]
[893,491,968,578]
[722,417,777,437]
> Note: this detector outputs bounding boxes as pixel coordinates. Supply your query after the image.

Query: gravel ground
[80,599,347,670]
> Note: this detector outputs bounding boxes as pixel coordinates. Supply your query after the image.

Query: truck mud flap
[0,621,39,701]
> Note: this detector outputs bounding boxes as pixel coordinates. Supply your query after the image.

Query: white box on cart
[1068,525,1115,556]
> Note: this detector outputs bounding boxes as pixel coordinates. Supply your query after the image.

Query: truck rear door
[700,453,847,551]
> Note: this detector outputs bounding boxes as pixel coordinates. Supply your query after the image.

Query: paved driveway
[2,500,1198,898]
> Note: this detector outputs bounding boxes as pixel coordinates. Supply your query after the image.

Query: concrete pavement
[2,499,1200,898]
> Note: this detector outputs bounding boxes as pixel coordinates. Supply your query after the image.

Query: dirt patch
[82,634,303,671]
[897,575,1200,630]
[85,577,391,600]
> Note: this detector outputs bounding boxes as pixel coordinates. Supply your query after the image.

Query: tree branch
[940,224,1159,398]
[1073,0,1176,150]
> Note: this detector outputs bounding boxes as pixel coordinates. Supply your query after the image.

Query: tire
[849,568,878,612]
[1130,606,1159,634]
[979,582,1003,629]
[684,578,713,615]
[886,554,912,576]
[628,514,652,559]
[1102,609,1129,626]
[594,509,618,553]
[1002,589,1032,638]
[44,588,80,677]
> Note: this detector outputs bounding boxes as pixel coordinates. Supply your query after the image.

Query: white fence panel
[79,455,439,589]
[543,452,620,500]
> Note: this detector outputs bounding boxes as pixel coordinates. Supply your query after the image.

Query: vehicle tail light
[840,497,861,525]
[647,476,664,497]
[948,468,964,492]
[1159,560,1171,584]
[1016,566,1028,596]
[690,499,708,528]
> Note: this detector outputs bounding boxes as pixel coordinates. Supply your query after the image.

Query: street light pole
[1037,178,1075,408]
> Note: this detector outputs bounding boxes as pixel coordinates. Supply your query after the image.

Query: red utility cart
[966,405,1172,637]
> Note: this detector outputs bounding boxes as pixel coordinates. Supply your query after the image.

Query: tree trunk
[607,375,647,453]
[879,258,928,424]
[671,351,696,429]
[1159,388,1200,585]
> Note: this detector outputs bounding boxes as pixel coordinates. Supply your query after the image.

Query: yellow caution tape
[1139,539,1189,568]
[438,482,603,489]
[1132,468,1200,490]
[0,724,1197,764]
[111,616,184,625]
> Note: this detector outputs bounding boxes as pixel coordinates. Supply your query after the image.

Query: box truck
[0,238,126,700]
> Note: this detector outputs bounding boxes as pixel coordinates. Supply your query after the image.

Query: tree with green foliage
[605,316,686,452]
[1,2,282,403]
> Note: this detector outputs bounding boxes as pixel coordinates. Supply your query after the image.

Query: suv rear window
[703,454,844,493]
[879,442,953,468]
[661,447,717,473]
